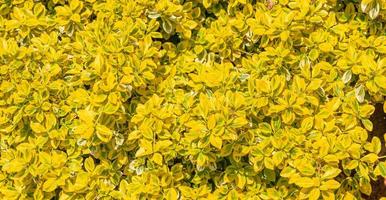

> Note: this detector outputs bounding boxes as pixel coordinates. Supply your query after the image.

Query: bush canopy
[0,0,386,199]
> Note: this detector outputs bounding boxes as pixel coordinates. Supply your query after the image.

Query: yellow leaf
[96,124,113,142]
[384,100,386,113]
[307,79,322,91]
[320,180,340,190]
[142,71,155,80]
[73,172,89,191]
[236,174,246,189]
[319,42,333,52]
[100,72,117,91]
[264,157,274,170]
[321,168,341,180]
[361,119,373,132]
[280,166,296,178]
[203,0,212,8]
[135,139,153,157]
[197,153,207,166]
[207,115,216,130]
[360,153,378,163]
[231,116,248,128]
[209,135,222,149]
[39,151,51,164]
[85,157,95,172]
[359,105,375,118]
[2,159,25,173]
[293,177,314,188]
[103,102,120,114]
[309,188,320,200]
[255,79,270,93]
[45,113,57,130]
[301,117,314,131]
[272,151,285,166]
[375,75,386,89]
[74,124,94,139]
[92,53,104,74]
[280,31,290,41]
[42,178,57,192]
[309,49,319,61]
[165,188,178,200]
[30,122,46,134]
[77,109,95,123]
[185,20,198,29]
[205,72,222,87]
[51,150,67,168]
[152,153,163,165]
[359,179,372,196]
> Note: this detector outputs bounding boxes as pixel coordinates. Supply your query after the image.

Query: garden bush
[0,0,386,199]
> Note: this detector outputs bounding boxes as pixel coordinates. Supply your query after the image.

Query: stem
[378,155,386,159]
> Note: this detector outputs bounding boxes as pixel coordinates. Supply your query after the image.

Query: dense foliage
[0,0,386,199]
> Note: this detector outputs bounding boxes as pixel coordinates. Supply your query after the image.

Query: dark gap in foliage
[89,13,97,22]
[215,54,222,63]
[208,178,216,191]
[191,29,199,37]
[154,33,181,46]
[50,187,62,200]
[369,103,386,155]
[84,84,91,90]
[81,154,101,165]
[216,159,227,171]
[241,155,249,164]
[367,103,386,199]
[94,157,101,164]
[170,157,183,166]
[169,33,181,45]
[204,9,217,20]
[40,0,57,15]
[349,78,357,87]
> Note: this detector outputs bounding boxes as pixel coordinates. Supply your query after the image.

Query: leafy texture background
[0,0,386,199]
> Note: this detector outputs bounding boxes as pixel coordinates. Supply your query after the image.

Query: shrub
[0,0,386,199]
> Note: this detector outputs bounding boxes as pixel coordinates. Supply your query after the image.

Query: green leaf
[361,119,373,132]
[378,162,386,177]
